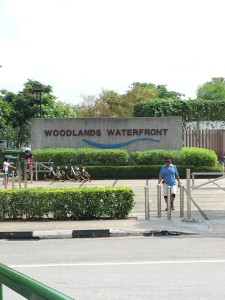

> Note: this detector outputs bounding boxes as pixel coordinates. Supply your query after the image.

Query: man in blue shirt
[158,157,180,211]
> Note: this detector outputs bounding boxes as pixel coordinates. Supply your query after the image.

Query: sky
[1,0,225,105]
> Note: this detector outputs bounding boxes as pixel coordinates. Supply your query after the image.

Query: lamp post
[32,84,44,117]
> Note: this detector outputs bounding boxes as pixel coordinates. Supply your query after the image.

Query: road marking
[10,259,225,268]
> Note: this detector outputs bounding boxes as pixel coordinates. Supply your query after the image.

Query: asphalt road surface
[1,235,225,299]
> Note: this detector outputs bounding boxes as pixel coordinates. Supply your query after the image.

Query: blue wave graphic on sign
[82,137,160,148]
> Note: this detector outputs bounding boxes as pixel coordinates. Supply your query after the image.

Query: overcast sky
[1,0,225,104]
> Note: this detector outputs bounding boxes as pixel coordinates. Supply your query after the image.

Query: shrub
[133,147,218,167]
[0,187,134,221]
[87,165,223,179]
[33,148,129,166]
[32,147,222,180]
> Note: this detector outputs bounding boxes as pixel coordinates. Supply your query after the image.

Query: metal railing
[192,171,225,189]
[0,263,74,300]
[1,161,54,189]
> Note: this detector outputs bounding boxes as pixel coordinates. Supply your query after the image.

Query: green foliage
[197,77,225,100]
[33,147,219,176]
[75,83,185,118]
[134,147,218,167]
[75,89,129,117]
[130,82,185,100]
[180,147,217,167]
[45,101,76,118]
[33,148,129,166]
[0,79,76,147]
[86,164,223,179]
[133,149,178,165]
[0,187,134,221]
[133,98,225,125]
[155,84,185,100]
[31,147,222,180]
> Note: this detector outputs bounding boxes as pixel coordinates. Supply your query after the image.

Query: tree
[75,89,128,117]
[45,101,76,118]
[75,84,158,118]
[197,77,225,100]
[0,79,76,148]
[156,84,185,100]
[132,82,185,100]
[75,82,185,117]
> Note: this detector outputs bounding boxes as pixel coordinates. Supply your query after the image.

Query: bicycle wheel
[67,167,76,180]
[76,173,82,182]
[44,171,55,181]
[74,169,82,182]
[59,170,66,182]
[81,170,91,182]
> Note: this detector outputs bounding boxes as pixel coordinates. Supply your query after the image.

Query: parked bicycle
[80,165,91,181]
[66,160,91,182]
[40,162,66,182]
[66,160,82,182]
[219,156,225,169]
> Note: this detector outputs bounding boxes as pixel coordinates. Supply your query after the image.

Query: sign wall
[31,117,182,151]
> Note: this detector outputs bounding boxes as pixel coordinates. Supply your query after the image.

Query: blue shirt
[159,164,179,186]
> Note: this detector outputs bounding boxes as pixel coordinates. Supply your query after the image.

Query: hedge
[33,147,219,167]
[133,99,225,124]
[31,147,223,180]
[0,187,134,221]
[133,147,218,167]
[33,148,129,166]
[86,165,223,179]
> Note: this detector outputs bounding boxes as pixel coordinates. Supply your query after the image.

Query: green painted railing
[0,263,74,300]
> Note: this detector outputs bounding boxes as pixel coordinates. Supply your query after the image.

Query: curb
[0,229,197,240]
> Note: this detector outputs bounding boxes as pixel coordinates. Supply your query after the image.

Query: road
[1,235,225,299]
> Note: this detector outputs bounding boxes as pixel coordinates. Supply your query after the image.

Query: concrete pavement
[1,177,225,239]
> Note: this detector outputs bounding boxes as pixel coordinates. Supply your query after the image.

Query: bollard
[35,162,38,181]
[145,186,150,220]
[167,186,171,220]
[180,185,184,218]
[192,172,195,189]
[24,161,27,188]
[186,169,191,219]
[157,184,161,218]
[18,161,22,188]
[12,171,15,189]
[30,165,33,183]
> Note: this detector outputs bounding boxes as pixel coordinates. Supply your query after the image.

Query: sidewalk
[1,179,225,239]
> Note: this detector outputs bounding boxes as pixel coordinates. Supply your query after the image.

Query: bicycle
[79,165,91,182]
[66,160,82,182]
[66,160,91,182]
[40,162,66,182]
[219,156,225,170]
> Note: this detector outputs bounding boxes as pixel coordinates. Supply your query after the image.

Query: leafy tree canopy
[197,77,225,100]
[75,82,184,117]
[133,82,185,100]
[0,79,76,148]
[75,89,126,117]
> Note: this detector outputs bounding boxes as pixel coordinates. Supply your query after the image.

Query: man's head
[165,157,172,165]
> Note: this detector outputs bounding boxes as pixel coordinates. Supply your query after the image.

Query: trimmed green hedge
[133,147,218,167]
[133,98,225,124]
[32,147,223,179]
[33,148,129,166]
[33,147,218,167]
[86,165,223,179]
[0,187,134,221]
